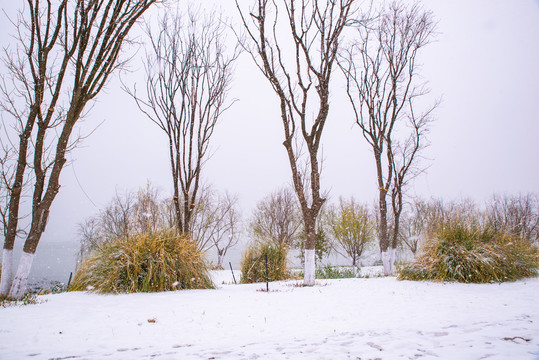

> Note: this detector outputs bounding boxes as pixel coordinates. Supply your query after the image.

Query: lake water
[6,240,80,288]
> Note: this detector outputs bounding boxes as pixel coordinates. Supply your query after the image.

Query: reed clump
[398,217,538,283]
[70,230,213,293]
[240,241,290,283]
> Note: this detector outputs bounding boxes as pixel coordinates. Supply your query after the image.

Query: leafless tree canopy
[398,197,449,255]
[126,8,239,237]
[487,193,539,244]
[398,195,539,256]
[0,0,157,299]
[249,187,302,247]
[77,184,170,264]
[339,1,436,273]
[190,190,241,267]
[236,0,358,281]
[398,198,431,255]
[77,185,241,268]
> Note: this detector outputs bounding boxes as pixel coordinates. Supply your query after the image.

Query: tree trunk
[381,248,397,276]
[389,247,396,274]
[378,187,393,275]
[304,249,316,286]
[374,146,392,275]
[183,194,193,236]
[7,251,35,299]
[381,249,391,275]
[378,197,389,249]
[303,218,317,286]
[1,0,157,300]
[217,249,225,267]
[1,114,36,297]
[0,249,14,296]
[382,247,397,275]
[173,193,183,234]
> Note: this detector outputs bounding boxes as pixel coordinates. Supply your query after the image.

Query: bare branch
[339,0,437,275]
[1,0,158,299]
[125,7,239,237]
[236,0,359,284]
[249,187,302,248]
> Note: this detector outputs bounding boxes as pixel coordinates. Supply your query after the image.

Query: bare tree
[99,191,136,241]
[0,0,157,299]
[76,217,102,269]
[400,197,496,256]
[439,198,479,226]
[133,183,163,235]
[76,183,168,267]
[187,185,217,251]
[187,187,241,266]
[236,0,358,285]
[126,8,239,238]
[249,187,302,248]
[209,192,241,267]
[487,193,539,244]
[340,1,436,275]
[326,197,374,267]
[98,185,167,241]
[399,199,427,255]
[399,198,437,255]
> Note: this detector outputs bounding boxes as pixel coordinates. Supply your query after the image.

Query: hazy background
[1,0,538,285]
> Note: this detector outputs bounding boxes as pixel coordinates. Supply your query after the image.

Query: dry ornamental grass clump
[70,231,214,293]
[398,218,539,283]
[240,241,290,284]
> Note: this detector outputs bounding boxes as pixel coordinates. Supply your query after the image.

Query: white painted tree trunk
[8,251,35,299]
[0,249,14,297]
[217,254,224,268]
[381,248,397,276]
[303,249,315,286]
[389,247,396,275]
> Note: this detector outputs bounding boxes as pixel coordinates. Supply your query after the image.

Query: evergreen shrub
[316,265,356,279]
[240,241,289,283]
[70,231,214,293]
[398,217,539,283]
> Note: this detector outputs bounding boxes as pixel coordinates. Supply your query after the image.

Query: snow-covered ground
[1,270,538,360]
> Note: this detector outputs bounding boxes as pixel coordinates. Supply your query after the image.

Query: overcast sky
[1,0,538,257]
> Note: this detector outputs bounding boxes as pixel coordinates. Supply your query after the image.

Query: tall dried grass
[398,217,539,283]
[240,241,290,283]
[70,231,214,293]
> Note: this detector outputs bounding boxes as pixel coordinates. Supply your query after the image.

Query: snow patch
[1,272,538,359]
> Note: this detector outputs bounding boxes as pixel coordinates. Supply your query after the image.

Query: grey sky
[1,1,538,273]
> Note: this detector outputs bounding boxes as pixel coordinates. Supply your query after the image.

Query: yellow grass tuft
[398,217,539,283]
[70,231,214,293]
[240,241,290,283]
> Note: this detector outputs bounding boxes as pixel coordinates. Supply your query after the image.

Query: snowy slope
[1,272,538,360]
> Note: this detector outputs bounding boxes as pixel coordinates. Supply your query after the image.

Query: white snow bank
[1,274,538,360]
